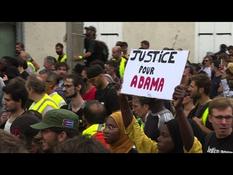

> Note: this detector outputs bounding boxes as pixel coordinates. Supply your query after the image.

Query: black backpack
[94,40,109,63]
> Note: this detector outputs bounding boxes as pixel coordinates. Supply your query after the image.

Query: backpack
[94,40,109,63]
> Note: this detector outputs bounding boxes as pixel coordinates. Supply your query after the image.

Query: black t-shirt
[188,102,213,131]
[204,132,233,153]
[95,83,120,116]
[84,38,107,66]
[210,75,222,99]
[20,71,29,80]
[84,38,96,66]
[144,113,159,141]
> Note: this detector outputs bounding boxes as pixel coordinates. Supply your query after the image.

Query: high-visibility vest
[135,116,145,130]
[49,92,66,108]
[26,61,36,74]
[29,93,59,115]
[82,124,110,149]
[201,107,209,126]
[82,124,104,137]
[119,57,127,79]
[57,54,67,63]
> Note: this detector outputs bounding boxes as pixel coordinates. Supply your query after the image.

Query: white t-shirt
[202,67,212,78]
[4,119,12,133]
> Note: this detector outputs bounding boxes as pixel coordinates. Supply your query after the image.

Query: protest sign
[121,49,189,100]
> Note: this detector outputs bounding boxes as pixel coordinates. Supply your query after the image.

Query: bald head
[112,46,122,59]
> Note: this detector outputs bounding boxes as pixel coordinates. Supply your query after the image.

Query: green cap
[30,109,79,130]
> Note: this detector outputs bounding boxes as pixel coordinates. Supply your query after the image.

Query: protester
[187,74,213,135]
[104,111,137,153]
[0,129,28,153]
[10,111,42,153]
[39,56,57,72]
[54,62,69,98]
[30,109,79,153]
[62,74,86,132]
[26,74,59,117]
[82,100,109,149]
[111,46,127,80]
[204,97,233,153]
[118,93,202,153]
[2,77,28,133]
[55,43,67,63]
[43,71,67,108]
[140,40,150,49]
[87,64,120,115]
[54,135,110,153]
[73,63,97,101]
[16,42,40,72]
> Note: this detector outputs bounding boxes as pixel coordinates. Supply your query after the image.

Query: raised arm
[119,94,133,128]
[173,85,194,151]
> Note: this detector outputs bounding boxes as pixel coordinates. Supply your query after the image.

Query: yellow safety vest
[49,92,66,108]
[119,57,127,79]
[27,61,36,74]
[57,54,67,63]
[201,107,209,126]
[29,94,59,115]
[82,124,104,137]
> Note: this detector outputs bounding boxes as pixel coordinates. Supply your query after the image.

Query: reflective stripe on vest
[50,92,66,107]
[27,61,36,73]
[201,107,209,126]
[119,57,126,79]
[29,94,59,114]
[57,54,67,63]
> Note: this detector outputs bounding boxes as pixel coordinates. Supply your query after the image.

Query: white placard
[121,49,189,100]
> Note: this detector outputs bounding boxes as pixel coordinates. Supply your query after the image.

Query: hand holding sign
[172,85,186,111]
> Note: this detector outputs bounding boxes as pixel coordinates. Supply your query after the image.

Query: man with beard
[55,62,69,98]
[187,73,213,135]
[61,74,86,132]
[80,26,97,66]
[87,64,120,116]
[2,77,28,133]
[30,109,79,153]
[55,43,67,63]
[76,26,108,67]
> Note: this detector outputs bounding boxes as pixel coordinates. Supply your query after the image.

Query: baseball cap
[87,64,104,79]
[30,109,79,130]
[10,112,41,138]
[84,26,96,33]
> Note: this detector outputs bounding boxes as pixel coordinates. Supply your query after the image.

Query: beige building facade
[20,22,233,66]
[23,22,66,66]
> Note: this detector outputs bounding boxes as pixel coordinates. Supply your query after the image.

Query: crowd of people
[0,26,232,153]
